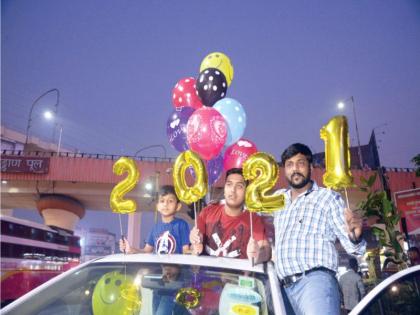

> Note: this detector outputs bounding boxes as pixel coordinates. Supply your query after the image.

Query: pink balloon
[187,107,227,160]
[172,77,203,110]
[223,138,258,170]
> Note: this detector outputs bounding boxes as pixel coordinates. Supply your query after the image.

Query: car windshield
[359,271,420,315]
[5,259,275,315]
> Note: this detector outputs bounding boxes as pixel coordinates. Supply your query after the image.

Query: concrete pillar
[127,211,142,249]
[37,194,85,233]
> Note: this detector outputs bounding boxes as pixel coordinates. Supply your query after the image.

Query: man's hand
[189,227,203,255]
[344,208,363,241]
[119,238,132,254]
[246,237,259,260]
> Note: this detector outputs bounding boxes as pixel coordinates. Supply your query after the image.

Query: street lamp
[42,109,64,155]
[25,89,60,146]
[337,96,363,168]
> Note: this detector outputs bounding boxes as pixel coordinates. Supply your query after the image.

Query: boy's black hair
[225,168,249,186]
[225,168,243,180]
[281,143,313,166]
[158,185,180,203]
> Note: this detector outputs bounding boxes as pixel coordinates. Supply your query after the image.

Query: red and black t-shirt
[197,204,266,259]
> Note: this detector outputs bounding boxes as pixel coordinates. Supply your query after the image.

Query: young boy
[119,185,190,254]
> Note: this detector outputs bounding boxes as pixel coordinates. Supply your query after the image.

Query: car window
[5,261,275,315]
[360,271,420,315]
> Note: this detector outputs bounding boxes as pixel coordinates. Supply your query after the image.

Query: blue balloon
[213,98,246,146]
[166,107,195,152]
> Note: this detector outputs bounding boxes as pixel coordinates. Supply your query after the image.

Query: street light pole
[25,89,60,146]
[57,125,63,155]
[349,96,364,168]
[134,144,167,159]
[338,96,363,168]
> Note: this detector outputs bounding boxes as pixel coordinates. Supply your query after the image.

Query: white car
[1,254,287,315]
[350,265,420,315]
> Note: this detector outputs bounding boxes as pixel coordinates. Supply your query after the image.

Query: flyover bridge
[1,150,418,247]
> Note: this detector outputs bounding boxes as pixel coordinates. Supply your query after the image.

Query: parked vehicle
[1,215,81,307]
[351,265,420,315]
[1,253,287,314]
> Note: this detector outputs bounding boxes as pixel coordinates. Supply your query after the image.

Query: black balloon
[196,68,227,107]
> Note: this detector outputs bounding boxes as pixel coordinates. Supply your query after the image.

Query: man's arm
[189,226,204,255]
[344,208,363,241]
[247,238,271,264]
[329,194,366,255]
[119,238,145,254]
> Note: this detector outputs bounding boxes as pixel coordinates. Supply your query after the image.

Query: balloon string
[194,202,197,227]
[250,211,254,267]
[344,188,350,208]
[344,188,357,241]
[118,213,127,279]
[119,213,124,238]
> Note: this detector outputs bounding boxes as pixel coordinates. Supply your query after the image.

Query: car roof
[92,253,267,273]
[350,265,420,315]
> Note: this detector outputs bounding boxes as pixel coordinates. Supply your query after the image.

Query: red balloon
[172,77,203,109]
[223,138,258,170]
[187,107,227,160]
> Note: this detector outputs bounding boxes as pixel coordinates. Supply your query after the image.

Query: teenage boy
[190,168,271,264]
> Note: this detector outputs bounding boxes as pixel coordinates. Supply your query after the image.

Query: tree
[358,173,408,272]
[412,154,420,177]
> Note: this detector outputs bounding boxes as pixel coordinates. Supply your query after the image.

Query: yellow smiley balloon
[231,304,258,315]
[200,52,234,86]
[92,271,141,315]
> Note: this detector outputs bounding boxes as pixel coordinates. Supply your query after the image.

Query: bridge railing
[1,150,175,163]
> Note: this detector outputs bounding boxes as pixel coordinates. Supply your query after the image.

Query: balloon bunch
[167,52,258,193]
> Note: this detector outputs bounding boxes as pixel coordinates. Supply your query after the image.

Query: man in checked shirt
[275,143,365,315]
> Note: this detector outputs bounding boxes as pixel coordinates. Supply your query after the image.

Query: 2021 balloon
[110,157,140,214]
[242,152,285,212]
[320,115,354,190]
[196,68,227,107]
[173,150,208,205]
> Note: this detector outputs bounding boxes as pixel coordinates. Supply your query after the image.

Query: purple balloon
[207,153,224,185]
[166,107,195,152]
[189,154,223,186]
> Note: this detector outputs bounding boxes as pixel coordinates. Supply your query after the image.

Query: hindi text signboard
[1,156,50,174]
[395,188,420,235]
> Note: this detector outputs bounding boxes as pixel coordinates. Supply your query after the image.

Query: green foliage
[412,154,420,177]
[358,173,406,266]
